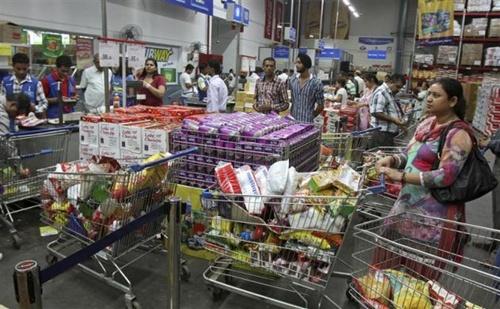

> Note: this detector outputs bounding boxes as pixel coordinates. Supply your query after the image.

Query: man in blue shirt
[1,53,48,114]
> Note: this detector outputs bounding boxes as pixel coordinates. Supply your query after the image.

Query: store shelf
[453,36,500,43]
[413,63,457,70]
[459,65,500,72]
[454,11,500,17]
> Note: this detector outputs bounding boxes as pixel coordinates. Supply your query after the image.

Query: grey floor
[0,154,496,308]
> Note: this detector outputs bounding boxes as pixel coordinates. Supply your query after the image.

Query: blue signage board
[367,50,387,60]
[288,27,296,42]
[358,37,394,45]
[318,39,325,49]
[319,48,341,60]
[299,48,308,55]
[166,0,213,16]
[233,4,242,22]
[273,47,290,59]
[243,8,250,25]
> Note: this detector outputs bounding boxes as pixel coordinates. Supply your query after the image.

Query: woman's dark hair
[185,64,194,71]
[362,72,378,85]
[12,53,29,65]
[335,77,347,88]
[297,53,312,69]
[140,58,159,79]
[434,77,466,120]
[7,93,31,115]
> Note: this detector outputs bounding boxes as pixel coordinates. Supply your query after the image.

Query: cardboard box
[436,46,458,65]
[461,44,483,65]
[99,122,121,149]
[99,146,120,159]
[490,19,500,37]
[143,126,172,156]
[79,119,100,146]
[79,144,99,160]
[119,121,150,154]
[120,149,141,159]
[0,21,22,43]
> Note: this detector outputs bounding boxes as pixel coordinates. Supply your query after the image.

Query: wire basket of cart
[0,127,71,248]
[199,163,386,309]
[37,147,197,307]
[348,212,500,309]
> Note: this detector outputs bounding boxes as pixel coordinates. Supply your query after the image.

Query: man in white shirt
[227,69,237,95]
[79,54,112,114]
[354,70,365,96]
[180,64,195,96]
[278,69,289,83]
[206,60,228,113]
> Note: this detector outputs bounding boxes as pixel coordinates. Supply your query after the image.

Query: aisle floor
[0,188,494,309]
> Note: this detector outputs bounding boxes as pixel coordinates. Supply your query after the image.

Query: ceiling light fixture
[342,0,350,5]
[353,12,360,18]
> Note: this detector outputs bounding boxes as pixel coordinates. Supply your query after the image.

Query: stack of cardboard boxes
[79,105,204,160]
[467,0,492,11]
[235,91,255,112]
[489,19,500,37]
[461,44,484,66]
[455,0,466,11]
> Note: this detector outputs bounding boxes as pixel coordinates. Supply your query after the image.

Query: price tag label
[98,41,120,67]
[127,44,145,69]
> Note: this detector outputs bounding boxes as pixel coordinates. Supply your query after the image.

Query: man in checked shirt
[253,57,289,114]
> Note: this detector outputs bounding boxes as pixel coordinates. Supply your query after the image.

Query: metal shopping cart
[321,128,381,167]
[348,212,500,309]
[199,178,386,309]
[0,127,71,248]
[17,147,197,309]
[394,108,422,146]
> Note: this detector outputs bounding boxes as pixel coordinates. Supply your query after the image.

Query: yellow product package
[332,164,362,193]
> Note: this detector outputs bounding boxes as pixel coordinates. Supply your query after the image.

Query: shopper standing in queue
[180,64,195,103]
[253,57,289,114]
[227,69,237,96]
[354,70,365,96]
[368,74,406,148]
[41,55,79,119]
[137,58,166,106]
[206,60,228,113]
[79,54,112,114]
[289,53,324,123]
[278,69,289,83]
[1,53,48,115]
[197,63,209,103]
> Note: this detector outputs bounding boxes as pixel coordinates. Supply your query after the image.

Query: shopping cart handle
[367,174,386,194]
[128,147,199,172]
[5,126,75,137]
[351,127,381,137]
[19,148,54,159]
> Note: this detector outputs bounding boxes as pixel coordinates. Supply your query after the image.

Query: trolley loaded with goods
[199,158,385,308]
[0,127,71,248]
[13,147,197,309]
[348,212,500,309]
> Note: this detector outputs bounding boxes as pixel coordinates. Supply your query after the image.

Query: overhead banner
[318,48,341,60]
[76,38,93,69]
[274,1,283,42]
[273,46,289,59]
[145,46,180,85]
[264,0,274,39]
[368,50,387,60]
[358,37,394,45]
[42,34,64,58]
[165,0,213,16]
[417,0,454,44]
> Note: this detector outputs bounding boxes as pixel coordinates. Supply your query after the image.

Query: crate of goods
[489,19,500,37]
[467,0,492,11]
[461,44,483,66]
[414,54,434,65]
[171,112,321,188]
[436,46,458,65]
[494,0,500,10]
[484,47,500,66]
[463,18,488,37]
[454,0,466,11]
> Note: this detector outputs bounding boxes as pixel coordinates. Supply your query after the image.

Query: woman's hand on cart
[20,167,30,178]
[376,156,395,170]
[377,166,403,182]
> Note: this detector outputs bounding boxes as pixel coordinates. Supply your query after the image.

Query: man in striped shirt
[254,57,289,113]
[289,54,324,123]
[369,74,406,148]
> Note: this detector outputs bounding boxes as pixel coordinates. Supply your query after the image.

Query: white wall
[211,18,239,72]
[0,0,209,69]
[239,0,276,58]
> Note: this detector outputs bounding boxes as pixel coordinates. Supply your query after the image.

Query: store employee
[1,53,48,114]
[41,55,78,119]
[254,57,289,114]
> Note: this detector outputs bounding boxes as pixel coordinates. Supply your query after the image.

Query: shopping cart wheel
[181,265,191,282]
[46,254,58,266]
[12,233,22,249]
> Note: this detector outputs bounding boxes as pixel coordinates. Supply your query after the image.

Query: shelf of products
[454,11,500,17]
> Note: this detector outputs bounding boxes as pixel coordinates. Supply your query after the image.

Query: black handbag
[430,121,498,203]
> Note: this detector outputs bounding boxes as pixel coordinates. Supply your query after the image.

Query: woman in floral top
[374,78,473,278]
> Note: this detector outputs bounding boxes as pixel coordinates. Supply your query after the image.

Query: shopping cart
[394,108,422,146]
[199,177,386,309]
[0,127,71,248]
[349,212,500,309]
[321,127,381,167]
[31,147,197,308]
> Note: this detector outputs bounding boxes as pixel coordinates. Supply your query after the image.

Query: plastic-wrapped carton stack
[472,76,500,134]
[455,0,466,10]
[415,54,434,65]
[461,44,484,65]
[493,0,500,10]
[436,46,458,65]
[464,18,488,36]
[485,47,500,66]
[490,19,500,37]
[467,0,492,11]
